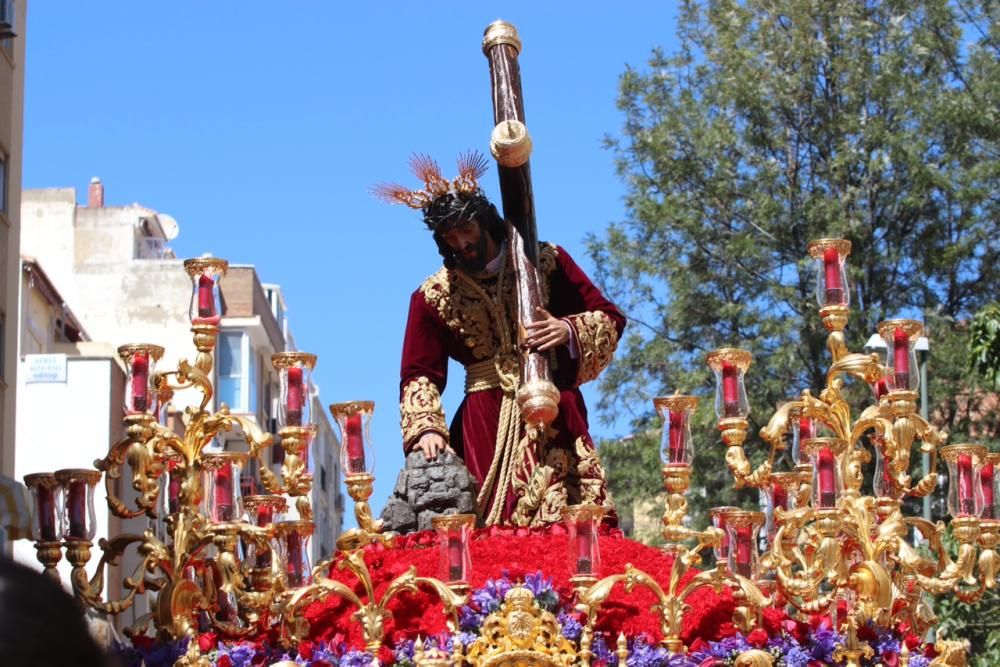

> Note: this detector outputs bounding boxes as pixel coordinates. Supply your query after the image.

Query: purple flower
[909,656,931,667]
[558,611,583,642]
[708,634,750,658]
[625,637,672,666]
[217,643,256,667]
[875,628,901,655]
[808,626,841,660]
[524,571,560,611]
[783,645,812,667]
[340,649,376,667]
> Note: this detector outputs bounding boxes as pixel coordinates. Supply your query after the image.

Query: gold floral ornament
[465,585,577,667]
[371,151,490,210]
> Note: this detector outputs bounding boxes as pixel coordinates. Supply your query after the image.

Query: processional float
[17,20,991,667]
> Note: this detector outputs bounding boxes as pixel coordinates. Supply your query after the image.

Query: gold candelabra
[20,239,992,667]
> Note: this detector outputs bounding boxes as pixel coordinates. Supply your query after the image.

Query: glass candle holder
[24,473,62,543]
[244,495,286,569]
[940,444,987,518]
[653,394,698,466]
[164,453,185,515]
[723,510,765,579]
[183,257,227,326]
[982,453,1000,520]
[872,437,899,499]
[117,344,165,415]
[706,349,752,420]
[432,514,475,587]
[709,506,740,563]
[272,352,318,429]
[791,412,819,466]
[802,438,847,509]
[876,319,923,393]
[275,520,313,588]
[330,401,375,476]
[762,472,800,542]
[200,452,247,523]
[562,504,604,578]
[54,469,102,541]
[807,238,851,308]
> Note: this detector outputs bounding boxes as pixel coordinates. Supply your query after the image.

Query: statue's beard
[454,232,492,273]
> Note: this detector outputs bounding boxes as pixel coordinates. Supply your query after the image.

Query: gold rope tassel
[476,392,522,525]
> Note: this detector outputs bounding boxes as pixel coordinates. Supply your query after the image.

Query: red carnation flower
[216,656,232,667]
[298,639,314,659]
[197,632,217,653]
[747,628,769,648]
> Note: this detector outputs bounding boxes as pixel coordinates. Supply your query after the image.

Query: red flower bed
[302,525,735,650]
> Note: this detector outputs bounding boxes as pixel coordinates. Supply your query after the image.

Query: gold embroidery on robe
[568,310,619,385]
[400,376,448,446]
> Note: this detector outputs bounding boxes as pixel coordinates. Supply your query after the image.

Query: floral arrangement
[115,527,935,666]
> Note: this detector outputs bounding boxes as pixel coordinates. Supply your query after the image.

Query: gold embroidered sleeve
[567,311,620,385]
[400,376,449,448]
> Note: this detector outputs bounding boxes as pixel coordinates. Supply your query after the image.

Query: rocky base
[379,450,478,533]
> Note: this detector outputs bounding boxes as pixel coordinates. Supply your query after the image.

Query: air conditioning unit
[0,1,16,40]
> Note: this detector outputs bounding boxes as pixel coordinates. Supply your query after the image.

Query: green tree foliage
[592,0,1000,508]
[970,303,1000,391]
[592,0,999,651]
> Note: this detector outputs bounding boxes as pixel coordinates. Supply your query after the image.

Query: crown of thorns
[371,151,490,210]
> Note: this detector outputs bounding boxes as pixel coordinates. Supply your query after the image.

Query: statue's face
[440,217,497,272]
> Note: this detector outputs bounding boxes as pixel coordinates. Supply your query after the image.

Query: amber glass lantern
[723,509,765,579]
[562,504,604,590]
[272,352,318,429]
[432,513,475,591]
[275,520,313,588]
[330,401,376,476]
[54,469,102,541]
[117,344,165,415]
[654,394,697,467]
[807,239,851,308]
[201,452,247,523]
[706,349,752,419]
[876,320,922,393]
[940,444,987,518]
[24,473,62,543]
[183,257,227,326]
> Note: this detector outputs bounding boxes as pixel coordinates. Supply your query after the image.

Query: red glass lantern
[791,413,817,466]
[24,473,62,543]
[200,452,247,523]
[876,319,922,393]
[940,444,987,518]
[54,469,102,541]
[275,520,313,588]
[244,495,286,569]
[272,352,318,429]
[183,257,227,326]
[872,437,899,499]
[330,401,375,476]
[982,453,999,520]
[709,506,740,563]
[807,239,851,308]
[706,349,752,420]
[724,510,765,579]
[117,344,165,415]
[653,394,698,466]
[432,513,475,589]
[802,438,847,509]
[762,471,800,542]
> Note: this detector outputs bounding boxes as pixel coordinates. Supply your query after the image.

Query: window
[217,332,243,410]
[320,465,327,492]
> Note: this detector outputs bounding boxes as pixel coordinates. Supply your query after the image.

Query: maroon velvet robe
[399,243,625,526]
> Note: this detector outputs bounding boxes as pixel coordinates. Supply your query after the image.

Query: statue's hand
[414,432,452,461]
[523,307,571,351]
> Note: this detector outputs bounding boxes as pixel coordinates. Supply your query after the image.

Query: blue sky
[24,3,681,528]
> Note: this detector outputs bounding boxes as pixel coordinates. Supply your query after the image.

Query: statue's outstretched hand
[523,307,571,351]
[414,432,453,461]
